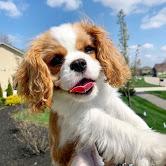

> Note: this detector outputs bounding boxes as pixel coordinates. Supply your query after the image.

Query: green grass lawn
[159,74,166,78]
[12,109,49,126]
[132,77,159,87]
[122,96,166,133]
[148,91,166,100]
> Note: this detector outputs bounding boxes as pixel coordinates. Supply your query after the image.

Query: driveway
[137,93,166,110]
[144,76,166,86]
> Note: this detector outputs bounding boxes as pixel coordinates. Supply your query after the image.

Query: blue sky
[0,0,166,67]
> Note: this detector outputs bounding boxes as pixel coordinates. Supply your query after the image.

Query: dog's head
[15,21,130,111]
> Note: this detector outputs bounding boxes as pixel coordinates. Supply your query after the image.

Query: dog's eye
[84,45,95,54]
[49,55,64,67]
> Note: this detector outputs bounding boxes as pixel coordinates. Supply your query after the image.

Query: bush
[5,95,22,106]
[119,79,136,97]
[0,97,5,106]
[119,86,136,96]
[0,84,3,98]
[6,81,13,97]
[15,121,49,155]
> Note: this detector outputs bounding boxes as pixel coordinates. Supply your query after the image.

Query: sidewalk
[135,87,166,92]
[137,93,166,110]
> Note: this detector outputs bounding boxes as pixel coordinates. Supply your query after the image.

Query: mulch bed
[0,106,51,166]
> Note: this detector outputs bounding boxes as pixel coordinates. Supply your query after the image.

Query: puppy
[15,21,166,166]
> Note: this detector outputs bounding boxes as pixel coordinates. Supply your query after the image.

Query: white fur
[71,147,104,166]
[52,161,60,166]
[52,78,166,166]
[60,51,100,90]
[50,24,166,166]
[50,23,76,52]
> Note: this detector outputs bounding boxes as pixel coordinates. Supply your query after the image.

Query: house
[0,43,24,90]
[152,63,166,77]
[141,66,152,76]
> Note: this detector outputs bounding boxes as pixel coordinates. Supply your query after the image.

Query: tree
[6,81,13,97]
[117,9,129,63]
[133,44,141,76]
[0,34,12,45]
[0,84,3,98]
[117,9,134,107]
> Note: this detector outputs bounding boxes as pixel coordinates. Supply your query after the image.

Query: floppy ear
[15,42,53,112]
[81,22,131,87]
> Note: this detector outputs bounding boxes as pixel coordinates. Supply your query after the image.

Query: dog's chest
[57,114,80,148]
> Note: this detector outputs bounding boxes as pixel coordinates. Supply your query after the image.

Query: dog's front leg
[76,108,166,166]
[70,146,104,166]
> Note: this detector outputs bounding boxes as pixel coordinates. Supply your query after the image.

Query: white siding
[0,46,22,90]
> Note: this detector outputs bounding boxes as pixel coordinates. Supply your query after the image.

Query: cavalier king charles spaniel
[15,21,166,166]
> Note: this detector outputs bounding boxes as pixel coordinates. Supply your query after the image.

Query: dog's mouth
[69,78,95,95]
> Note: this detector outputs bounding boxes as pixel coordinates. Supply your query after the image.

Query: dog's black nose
[70,59,87,73]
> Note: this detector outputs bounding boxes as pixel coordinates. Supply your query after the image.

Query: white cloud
[129,43,166,66]
[130,43,154,50]
[161,45,166,51]
[93,0,166,14]
[143,0,166,6]
[0,1,22,17]
[129,45,138,49]
[142,43,154,49]
[144,54,152,58]
[46,0,82,10]
[141,7,166,29]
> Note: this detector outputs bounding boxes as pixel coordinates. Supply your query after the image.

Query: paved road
[137,93,166,110]
[144,76,166,86]
[135,87,166,92]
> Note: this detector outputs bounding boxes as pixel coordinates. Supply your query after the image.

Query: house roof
[142,66,152,70]
[0,43,24,56]
[153,63,166,72]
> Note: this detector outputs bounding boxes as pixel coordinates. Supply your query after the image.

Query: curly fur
[14,35,53,112]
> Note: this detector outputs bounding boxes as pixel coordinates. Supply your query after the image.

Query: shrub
[0,84,3,98]
[15,121,49,155]
[119,79,136,97]
[5,95,22,106]
[0,97,5,106]
[6,81,13,96]
[119,87,136,96]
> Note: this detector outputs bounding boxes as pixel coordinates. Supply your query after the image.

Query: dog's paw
[139,133,166,166]
[135,158,151,166]
[129,133,166,166]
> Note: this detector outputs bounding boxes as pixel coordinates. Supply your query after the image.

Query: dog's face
[43,23,101,102]
[15,21,131,111]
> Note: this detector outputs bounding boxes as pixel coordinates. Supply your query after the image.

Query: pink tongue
[70,82,95,93]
